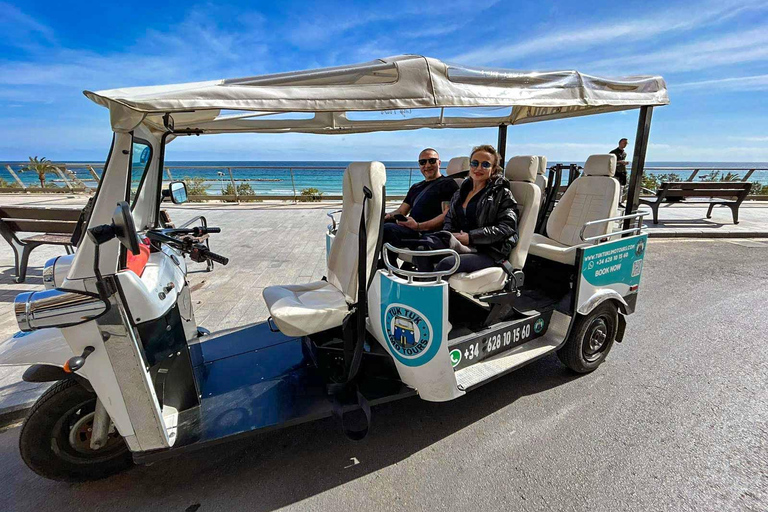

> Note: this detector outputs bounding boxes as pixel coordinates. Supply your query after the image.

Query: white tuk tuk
[0,55,668,481]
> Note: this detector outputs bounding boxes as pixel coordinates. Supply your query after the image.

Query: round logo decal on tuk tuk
[383,304,436,366]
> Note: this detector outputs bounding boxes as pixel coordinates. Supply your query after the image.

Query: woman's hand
[384,213,393,221]
[397,217,419,230]
[454,231,470,246]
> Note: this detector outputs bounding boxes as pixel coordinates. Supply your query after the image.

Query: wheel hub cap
[583,318,609,362]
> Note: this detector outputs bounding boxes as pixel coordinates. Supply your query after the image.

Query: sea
[4,161,768,196]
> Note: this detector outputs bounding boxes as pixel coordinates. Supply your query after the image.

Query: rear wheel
[19,379,132,482]
[557,302,619,373]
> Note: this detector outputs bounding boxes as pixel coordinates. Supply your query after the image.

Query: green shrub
[0,177,21,188]
[700,170,740,182]
[750,182,768,195]
[299,187,323,202]
[222,182,237,202]
[182,176,209,201]
[641,172,681,191]
[221,182,261,202]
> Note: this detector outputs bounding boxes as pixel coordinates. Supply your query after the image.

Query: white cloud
[675,74,768,91]
[450,1,766,66]
[728,135,768,142]
[0,2,57,49]
[586,28,768,75]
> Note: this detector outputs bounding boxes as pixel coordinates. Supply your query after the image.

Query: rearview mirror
[169,181,188,204]
[112,202,140,256]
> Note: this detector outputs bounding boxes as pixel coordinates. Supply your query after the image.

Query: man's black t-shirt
[610,147,628,186]
[404,176,459,223]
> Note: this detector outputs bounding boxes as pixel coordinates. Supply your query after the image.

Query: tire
[19,379,133,482]
[557,301,619,373]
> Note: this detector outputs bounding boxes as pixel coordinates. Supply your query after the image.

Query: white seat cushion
[528,233,584,265]
[448,267,506,295]
[264,162,385,337]
[263,281,349,337]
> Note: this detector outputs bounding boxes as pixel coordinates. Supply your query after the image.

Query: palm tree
[22,156,58,189]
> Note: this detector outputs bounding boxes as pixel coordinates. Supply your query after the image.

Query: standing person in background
[610,138,629,186]
[381,148,459,267]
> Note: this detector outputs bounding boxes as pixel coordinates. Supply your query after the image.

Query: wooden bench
[0,206,81,283]
[639,181,752,224]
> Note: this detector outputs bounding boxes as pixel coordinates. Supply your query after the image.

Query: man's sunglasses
[418,158,438,165]
[470,160,493,169]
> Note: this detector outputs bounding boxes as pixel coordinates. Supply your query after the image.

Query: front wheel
[557,302,619,373]
[19,379,133,482]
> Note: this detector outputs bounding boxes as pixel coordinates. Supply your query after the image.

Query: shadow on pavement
[6,354,582,511]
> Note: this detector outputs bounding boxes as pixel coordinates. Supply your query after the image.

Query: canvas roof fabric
[84,55,669,134]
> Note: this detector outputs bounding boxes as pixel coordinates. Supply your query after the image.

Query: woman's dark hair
[470,144,504,177]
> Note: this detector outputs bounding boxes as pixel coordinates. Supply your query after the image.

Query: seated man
[382,148,459,266]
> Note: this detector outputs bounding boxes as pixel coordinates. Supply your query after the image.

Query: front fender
[0,328,74,368]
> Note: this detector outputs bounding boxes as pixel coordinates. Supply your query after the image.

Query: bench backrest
[0,206,81,234]
[658,181,751,199]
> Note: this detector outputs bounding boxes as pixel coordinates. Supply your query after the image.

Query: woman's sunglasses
[418,158,438,165]
[470,160,493,169]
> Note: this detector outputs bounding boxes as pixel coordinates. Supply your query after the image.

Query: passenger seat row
[264,156,620,337]
[448,153,620,295]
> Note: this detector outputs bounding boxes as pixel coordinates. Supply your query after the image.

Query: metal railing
[382,244,461,283]
[546,164,768,199]
[3,162,767,201]
[579,212,648,244]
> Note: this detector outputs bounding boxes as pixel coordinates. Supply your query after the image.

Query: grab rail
[326,209,343,234]
[382,243,460,283]
[579,212,648,244]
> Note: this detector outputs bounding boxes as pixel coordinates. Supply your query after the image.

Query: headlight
[15,289,107,332]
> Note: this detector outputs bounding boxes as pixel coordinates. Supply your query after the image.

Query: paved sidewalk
[0,194,766,425]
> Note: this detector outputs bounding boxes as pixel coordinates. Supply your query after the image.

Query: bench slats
[661,182,751,190]
[1,219,77,234]
[0,206,82,221]
[662,189,748,198]
[21,233,73,244]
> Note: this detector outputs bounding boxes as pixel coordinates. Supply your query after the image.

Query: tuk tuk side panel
[367,271,464,402]
[576,234,649,315]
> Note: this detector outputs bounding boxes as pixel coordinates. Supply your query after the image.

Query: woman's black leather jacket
[443,176,519,262]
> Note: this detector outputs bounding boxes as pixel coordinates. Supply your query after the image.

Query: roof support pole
[624,106,653,231]
[497,124,508,164]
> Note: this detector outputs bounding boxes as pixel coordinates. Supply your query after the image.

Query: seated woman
[416,144,519,274]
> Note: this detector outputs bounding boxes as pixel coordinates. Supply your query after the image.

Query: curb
[0,400,34,429]
[648,231,768,239]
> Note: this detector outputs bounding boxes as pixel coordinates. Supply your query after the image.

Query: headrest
[446,157,470,176]
[346,161,386,203]
[583,154,616,177]
[505,156,537,183]
[537,156,547,175]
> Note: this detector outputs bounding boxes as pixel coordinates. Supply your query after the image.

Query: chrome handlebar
[382,243,460,283]
[326,209,343,234]
[579,212,648,243]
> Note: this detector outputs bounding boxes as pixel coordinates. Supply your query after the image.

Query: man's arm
[398,209,447,231]
[385,202,411,220]
[397,181,457,231]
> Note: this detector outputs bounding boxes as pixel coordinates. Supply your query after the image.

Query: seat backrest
[505,156,541,269]
[327,162,386,303]
[535,156,548,196]
[446,157,469,185]
[546,154,619,246]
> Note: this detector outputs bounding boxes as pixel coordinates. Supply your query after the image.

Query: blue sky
[1,0,767,162]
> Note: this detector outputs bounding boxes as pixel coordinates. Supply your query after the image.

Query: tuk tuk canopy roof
[84,55,669,134]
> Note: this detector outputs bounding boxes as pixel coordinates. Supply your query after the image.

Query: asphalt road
[2,239,766,512]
